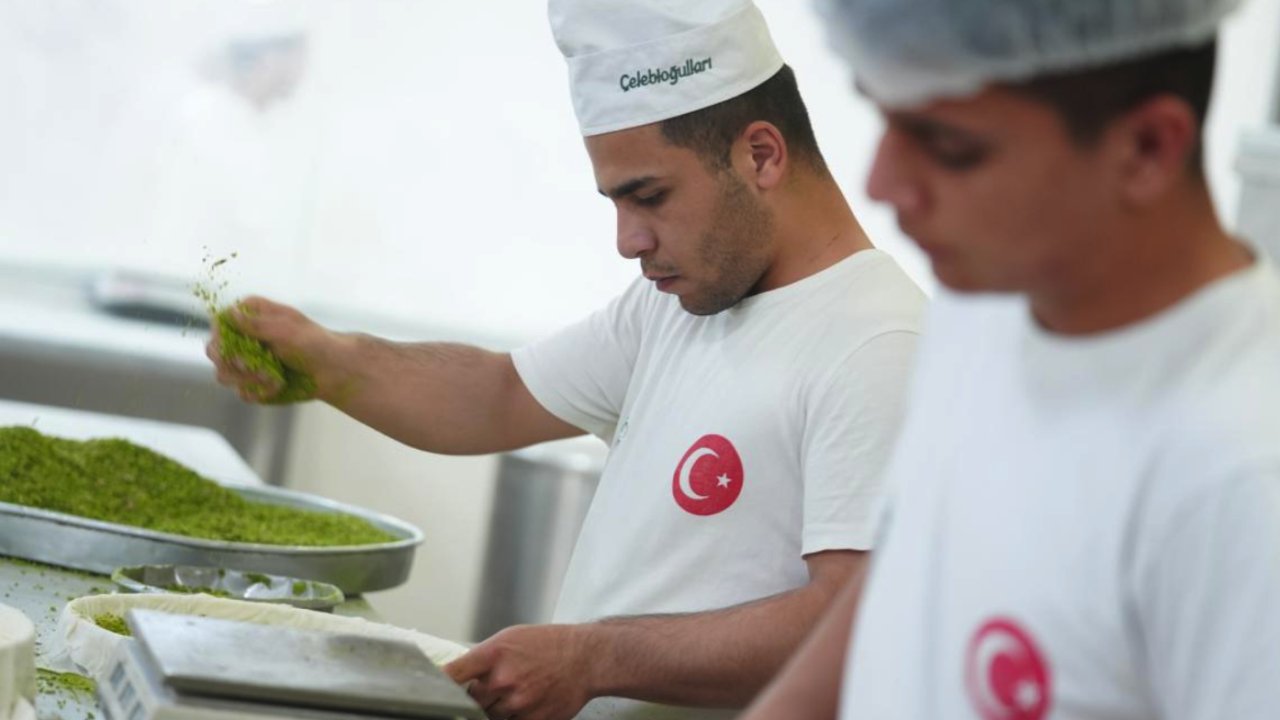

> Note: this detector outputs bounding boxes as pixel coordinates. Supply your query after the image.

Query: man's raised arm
[207,296,582,454]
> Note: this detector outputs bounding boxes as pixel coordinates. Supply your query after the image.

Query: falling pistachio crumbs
[193,250,317,404]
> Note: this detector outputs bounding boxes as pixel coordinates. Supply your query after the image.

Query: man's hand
[444,624,596,720]
[444,551,862,718]
[205,296,337,403]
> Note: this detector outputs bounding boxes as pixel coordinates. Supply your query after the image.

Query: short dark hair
[1008,41,1217,175]
[660,64,829,175]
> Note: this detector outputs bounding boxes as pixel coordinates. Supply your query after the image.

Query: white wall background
[1,0,1277,640]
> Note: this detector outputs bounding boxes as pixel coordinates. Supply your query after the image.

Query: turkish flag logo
[671,434,743,516]
[965,617,1052,720]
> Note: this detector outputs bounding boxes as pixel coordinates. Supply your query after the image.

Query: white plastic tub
[0,604,35,720]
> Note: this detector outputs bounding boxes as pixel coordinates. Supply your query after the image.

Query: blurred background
[1,0,1278,643]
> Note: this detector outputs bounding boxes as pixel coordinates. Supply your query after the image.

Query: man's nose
[866,131,925,214]
[616,209,657,259]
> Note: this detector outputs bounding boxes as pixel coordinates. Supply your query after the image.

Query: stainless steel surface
[0,484,424,595]
[0,554,380,720]
[112,565,345,612]
[1237,127,1280,259]
[121,611,482,719]
[88,269,210,329]
[472,441,604,640]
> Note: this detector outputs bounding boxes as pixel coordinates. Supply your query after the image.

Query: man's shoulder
[1140,323,1280,518]
[1163,342,1280,467]
[786,249,929,341]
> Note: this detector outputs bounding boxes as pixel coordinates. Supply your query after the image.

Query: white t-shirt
[841,258,1280,720]
[513,249,925,720]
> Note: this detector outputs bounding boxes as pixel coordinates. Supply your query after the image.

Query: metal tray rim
[0,482,425,555]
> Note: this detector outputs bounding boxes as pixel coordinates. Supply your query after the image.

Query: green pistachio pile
[0,426,394,546]
[214,307,317,404]
[91,613,130,636]
[37,668,97,695]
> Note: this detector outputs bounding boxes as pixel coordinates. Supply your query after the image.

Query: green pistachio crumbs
[91,613,131,636]
[0,426,395,546]
[37,668,97,695]
[214,308,317,404]
[193,254,317,405]
[161,584,233,598]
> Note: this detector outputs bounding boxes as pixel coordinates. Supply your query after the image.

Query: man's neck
[756,174,875,292]
[1030,185,1251,335]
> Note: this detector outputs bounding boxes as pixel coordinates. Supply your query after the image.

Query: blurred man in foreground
[743,0,1280,717]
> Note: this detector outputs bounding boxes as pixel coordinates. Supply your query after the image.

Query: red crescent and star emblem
[671,434,743,516]
[965,617,1052,720]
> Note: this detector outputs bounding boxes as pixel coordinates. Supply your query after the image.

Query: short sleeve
[510,279,650,443]
[1133,463,1280,720]
[800,330,920,555]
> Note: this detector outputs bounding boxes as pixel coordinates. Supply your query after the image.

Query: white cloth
[841,258,1280,719]
[513,249,925,719]
[549,0,783,136]
[58,594,469,683]
[815,0,1242,108]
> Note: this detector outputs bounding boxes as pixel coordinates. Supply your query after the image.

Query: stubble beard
[679,175,774,316]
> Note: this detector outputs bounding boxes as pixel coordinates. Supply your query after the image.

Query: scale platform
[98,610,484,720]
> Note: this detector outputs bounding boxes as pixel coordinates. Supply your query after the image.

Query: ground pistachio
[37,668,97,695]
[215,307,318,404]
[0,426,395,546]
[91,613,130,636]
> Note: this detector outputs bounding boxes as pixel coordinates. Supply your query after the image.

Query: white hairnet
[815,0,1242,108]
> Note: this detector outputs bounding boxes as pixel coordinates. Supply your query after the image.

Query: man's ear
[1110,95,1201,206]
[738,120,787,191]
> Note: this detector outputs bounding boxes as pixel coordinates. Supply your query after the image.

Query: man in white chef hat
[742,0,1280,718]
[208,0,925,718]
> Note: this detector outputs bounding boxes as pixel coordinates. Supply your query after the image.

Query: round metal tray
[112,564,345,612]
[0,484,423,595]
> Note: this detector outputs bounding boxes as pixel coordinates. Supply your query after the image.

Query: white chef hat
[549,0,785,136]
[815,0,1242,109]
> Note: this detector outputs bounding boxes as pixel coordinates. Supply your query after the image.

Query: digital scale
[98,611,485,720]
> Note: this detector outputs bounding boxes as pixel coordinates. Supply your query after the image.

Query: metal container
[0,484,423,595]
[111,564,346,612]
[472,439,605,640]
[1237,128,1280,258]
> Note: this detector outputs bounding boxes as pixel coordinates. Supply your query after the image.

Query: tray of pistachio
[0,426,423,594]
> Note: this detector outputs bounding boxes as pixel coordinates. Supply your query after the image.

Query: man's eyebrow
[599,176,658,200]
[892,112,983,143]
